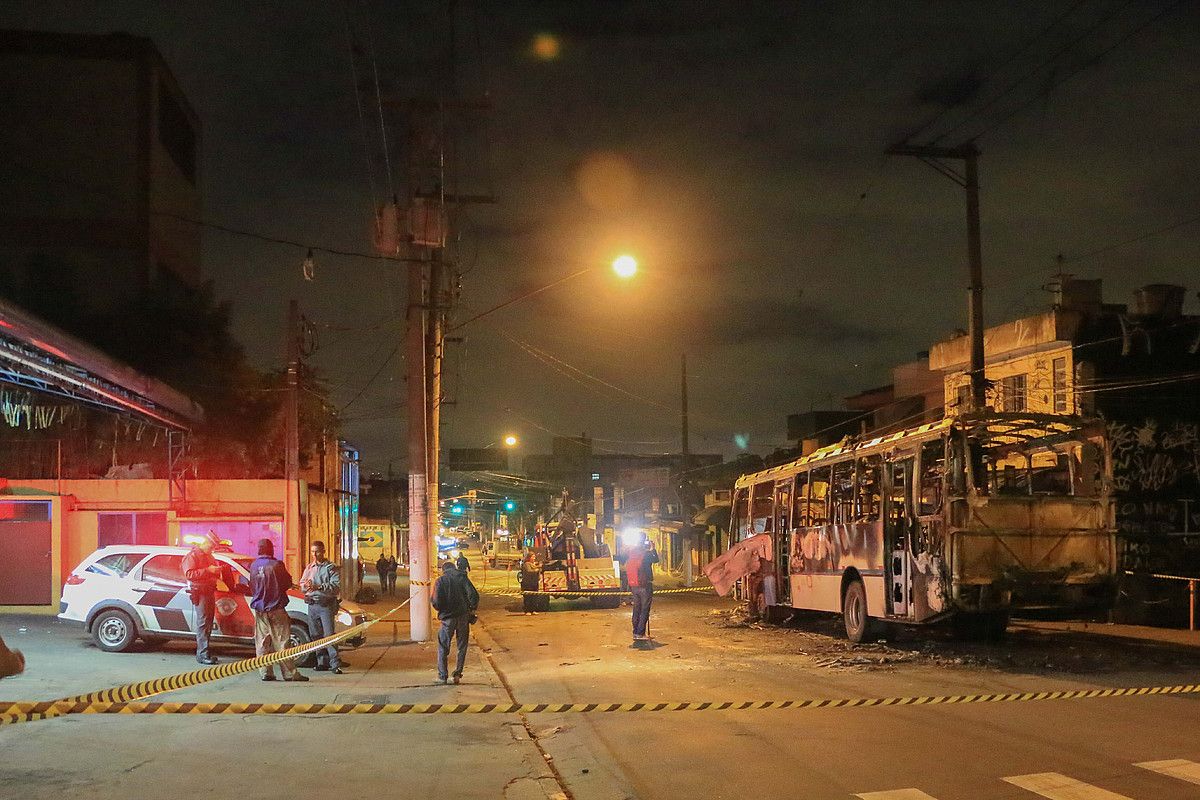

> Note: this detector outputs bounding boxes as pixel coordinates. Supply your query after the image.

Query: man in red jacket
[182,531,226,665]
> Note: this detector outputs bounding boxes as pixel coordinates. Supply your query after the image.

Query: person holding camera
[300,541,344,674]
[617,532,659,642]
[431,560,479,685]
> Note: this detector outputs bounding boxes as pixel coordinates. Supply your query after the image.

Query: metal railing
[1125,570,1199,631]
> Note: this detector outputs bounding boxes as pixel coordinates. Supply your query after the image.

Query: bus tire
[842,579,874,643]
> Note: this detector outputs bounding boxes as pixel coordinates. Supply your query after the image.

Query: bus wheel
[842,580,873,643]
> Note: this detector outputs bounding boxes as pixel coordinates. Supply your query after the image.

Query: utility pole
[681,352,690,469]
[426,251,444,573]
[885,141,987,411]
[284,299,301,573]
[406,260,431,641]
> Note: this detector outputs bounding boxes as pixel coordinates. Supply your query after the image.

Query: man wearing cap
[249,539,308,682]
[182,531,226,665]
[431,560,479,685]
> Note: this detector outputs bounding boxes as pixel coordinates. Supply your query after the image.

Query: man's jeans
[307,602,341,669]
[631,586,653,638]
[192,591,215,662]
[437,615,470,681]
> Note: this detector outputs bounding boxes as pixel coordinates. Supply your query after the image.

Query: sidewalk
[1015,619,1200,649]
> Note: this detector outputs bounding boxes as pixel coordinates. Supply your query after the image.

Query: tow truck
[519,491,622,612]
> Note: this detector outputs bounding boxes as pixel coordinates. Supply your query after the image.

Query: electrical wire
[340,1,380,211]
[361,0,396,201]
[930,0,1130,144]
[338,342,401,412]
[968,0,1187,141]
[1061,211,1200,264]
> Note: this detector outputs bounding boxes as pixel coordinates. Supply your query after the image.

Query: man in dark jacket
[375,554,389,594]
[431,560,479,684]
[182,531,226,664]
[617,532,659,642]
[249,539,307,682]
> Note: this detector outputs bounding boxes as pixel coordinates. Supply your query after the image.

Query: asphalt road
[2,553,1199,800]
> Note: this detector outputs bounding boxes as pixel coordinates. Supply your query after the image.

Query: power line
[969,0,1187,141]
[340,1,380,210]
[338,342,401,413]
[930,0,1129,144]
[361,0,396,200]
[1062,211,1200,263]
[149,210,425,265]
[904,0,1095,144]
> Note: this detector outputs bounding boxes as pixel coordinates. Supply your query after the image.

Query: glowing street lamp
[503,434,518,447]
[612,254,638,279]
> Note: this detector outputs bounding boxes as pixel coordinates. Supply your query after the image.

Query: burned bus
[731,413,1116,641]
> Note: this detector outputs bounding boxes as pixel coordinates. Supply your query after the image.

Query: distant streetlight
[504,434,518,447]
[612,254,638,279]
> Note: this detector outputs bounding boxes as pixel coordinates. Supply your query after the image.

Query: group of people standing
[374,553,400,596]
[183,532,346,679]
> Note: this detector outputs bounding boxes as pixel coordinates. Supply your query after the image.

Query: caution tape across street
[480,586,716,598]
[0,598,410,727]
[2,683,1196,719]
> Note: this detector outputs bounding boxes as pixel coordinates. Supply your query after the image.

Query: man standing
[249,539,308,683]
[375,553,389,594]
[300,541,343,674]
[182,531,225,665]
[455,550,471,574]
[431,560,479,685]
[385,554,398,596]
[617,532,659,642]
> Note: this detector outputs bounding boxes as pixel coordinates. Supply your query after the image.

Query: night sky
[4,1,1199,471]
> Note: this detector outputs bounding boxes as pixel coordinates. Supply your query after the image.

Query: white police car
[59,545,369,666]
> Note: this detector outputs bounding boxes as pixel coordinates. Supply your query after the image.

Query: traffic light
[451,504,465,515]
[504,500,516,512]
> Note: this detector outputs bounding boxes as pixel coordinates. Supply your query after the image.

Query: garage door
[0,501,52,605]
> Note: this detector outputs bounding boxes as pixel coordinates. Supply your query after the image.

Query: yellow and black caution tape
[0,599,410,727]
[481,586,716,598]
[1125,570,1199,583]
[2,683,1196,719]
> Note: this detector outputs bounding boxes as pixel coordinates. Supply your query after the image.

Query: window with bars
[1052,357,1069,413]
[999,374,1027,412]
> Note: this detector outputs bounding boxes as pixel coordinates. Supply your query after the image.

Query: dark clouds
[2,1,1199,467]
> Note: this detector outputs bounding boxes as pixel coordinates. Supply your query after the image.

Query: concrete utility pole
[406,260,431,641]
[284,299,302,570]
[426,252,443,572]
[681,352,690,469]
[885,142,987,411]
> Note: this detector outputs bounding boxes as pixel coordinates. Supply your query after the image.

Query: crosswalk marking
[1135,759,1200,786]
[1002,772,1133,800]
[856,790,939,800]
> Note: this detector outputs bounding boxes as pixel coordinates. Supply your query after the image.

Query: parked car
[59,545,370,667]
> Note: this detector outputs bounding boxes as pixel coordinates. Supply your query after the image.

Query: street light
[504,434,518,447]
[612,254,638,279]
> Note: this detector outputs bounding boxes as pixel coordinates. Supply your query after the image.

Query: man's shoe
[314,665,329,671]
[435,678,448,685]
[198,657,218,665]
[261,674,277,682]
[452,675,461,685]
[285,674,310,682]
[330,667,344,675]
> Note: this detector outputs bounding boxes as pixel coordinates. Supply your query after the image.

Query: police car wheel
[93,609,137,652]
[289,622,316,668]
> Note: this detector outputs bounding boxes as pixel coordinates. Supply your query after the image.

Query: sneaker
[452,675,461,685]
[261,674,277,682]
[285,674,310,682]
[314,665,329,672]
[198,657,218,665]
[330,667,344,675]
[435,678,448,685]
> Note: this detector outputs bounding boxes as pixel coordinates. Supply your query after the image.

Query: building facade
[0,29,202,309]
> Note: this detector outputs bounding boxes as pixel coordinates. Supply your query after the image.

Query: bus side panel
[786,573,886,616]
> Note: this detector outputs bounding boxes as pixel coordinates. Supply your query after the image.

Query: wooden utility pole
[885,141,987,411]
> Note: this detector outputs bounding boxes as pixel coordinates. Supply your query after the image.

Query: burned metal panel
[910,517,949,620]
[789,521,883,577]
